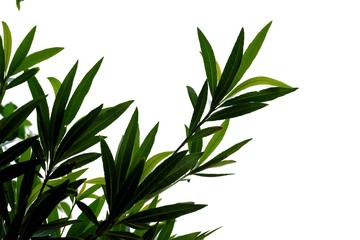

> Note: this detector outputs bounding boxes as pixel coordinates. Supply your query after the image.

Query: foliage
[0,20,297,239]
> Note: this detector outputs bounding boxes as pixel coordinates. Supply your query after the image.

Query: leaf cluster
[0,20,296,239]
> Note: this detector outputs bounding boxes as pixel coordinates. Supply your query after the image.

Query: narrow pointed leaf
[227,76,294,98]
[141,151,172,181]
[187,126,222,143]
[49,163,75,179]
[76,201,99,225]
[64,58,103,125]
[195,173,233,177]
[208,102,267,121]
[187,86,197,108]
[0,36,5,82]
[55,104,103,162]
[38,219,82,231]
[13,47,64,75]
[213,28,244,106]
[192,139,251,174]
[172,232,201,240]
[189,81,208,131]
[197,28,217,96]
[105,231,142,240]
[121,203,206,224]
[222,87,297,107]
[77,184,101,200]
[2,22,12,73]
[63,152,101,170]
[0,96,44,143]
[7,67,39,89]
[157,219,175,240]
[115,108,138,183]
[198,119,229,165]
[142,224,159,240]
[230,21,272,91]
[0,136,38,167]
[48,77,62,96]
[62,136,103,160]
[7,26,36,76]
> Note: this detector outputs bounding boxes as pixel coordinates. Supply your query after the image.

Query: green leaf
[100,139,117,210]
[64,58,103,125]
[194,173,233,177]
[63,152,101,170]
[115,108,139,183]
[229,21,273,91]
[222,87,297,107]
[191,139,251,174]
[55,104,103,162]
[37,218,82,232]
[189,81,208,132]
[0,136,38,168]
[2,22,12,74]
[48,77,62,96]
[227,76,294,98]
[197,28,217,96]
[13,47,64,75]
[121,203,206,224]
[187,86,197,108]
[6,67,39,89]
[212,28,244,106]
[105,231,142,240]
[0,96,44,143]
[62,136,103,160]
[0,36,5,82]
[198,119,229,165]
[77,184,101,201]
[7,26,36,77]
[142,224,159,240]
[86,177,105,185]
[172,232,201,240]
[130,122,159,174]
[59,201,71,216]
[76,201,99,226]
[207,102,267,121]
[49,62,78,154]
[157,219,175,240]
[186,126,222,143]
[141,151,172,181]
[1,102,17,117]
[49,163,75,179]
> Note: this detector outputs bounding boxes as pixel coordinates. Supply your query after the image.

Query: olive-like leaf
[105,231,142,240]
[194,173,233,177]
[0,35,5,82]
[13,47,64,75]
[64,58,103,125]
[186,126,222,143]
[121,203,206,224]
[48,77,62,96]
[77,184,101,201]
[63,152,101,170]
[7,26,36,77]
[2,22,12,73]
[157,219,175,240]
[197,28,217,96]
[189,81,208,132]
[141,151,172,181]
[76,201,99,226]
[207,102,267,121]
[7,67,39,89]
[186,86,198,108]
[229,21,272,91]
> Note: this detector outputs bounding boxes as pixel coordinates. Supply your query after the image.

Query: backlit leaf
[48,77,61,96]
[2,22,12,73]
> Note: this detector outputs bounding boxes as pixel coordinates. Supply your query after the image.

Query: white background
[1,0,360,239]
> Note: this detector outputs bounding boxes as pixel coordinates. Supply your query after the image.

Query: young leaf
[212,28,244,107]
[48,77,62,96]
[230,21,272,91]
[207,102,267,121]
[227,76,294,98]
[77,184,101,201]
[187,86,198,108]
[13,47,64,75]
[122,203,206,225]
[198,119,229,165]
[222,87,298,107]
[6,67,39,89]
[141,151,172,181]
[197,28,217,96]
[64,58,103,125]
[189,81,208,132]
[2,22,12,73]
[0,36,5,82]
[7,26,36,77]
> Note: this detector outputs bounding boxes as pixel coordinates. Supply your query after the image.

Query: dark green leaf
[197,28,217,96]
[212,28,244,106]
[0,35,5,82]
[13,47,64,75]
[198,119,229,165]
[222,87,297,106]
[187,86,198,108]
[2,22,12,74]
[64,58,103,125]
[187,126,222,143]
[49,62,78,155]
[157,219,175,240]
[100,139,117,210]
[7,67,39,89]
[196,227,222,239]
[194,173,233,177]
[141,151,173,181]
[105,231,142,240]
[63,152,101,170]
[0,96,44,143]
[189,81,208,132]
[7,26,36,76]
[55,104,103,162]
[77,184,101,200]
[142,224,159,240]
[191,139,251,174]
[76,200,99,226]
[207,102,267,121]
[121,203,206,224]
[115,108,138,183]
[0,136,38,167]
[172,232,201,240]
[37,218,82,231]
[62,135,103,160]
[229,21,272,91]
[49,163,75,179]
